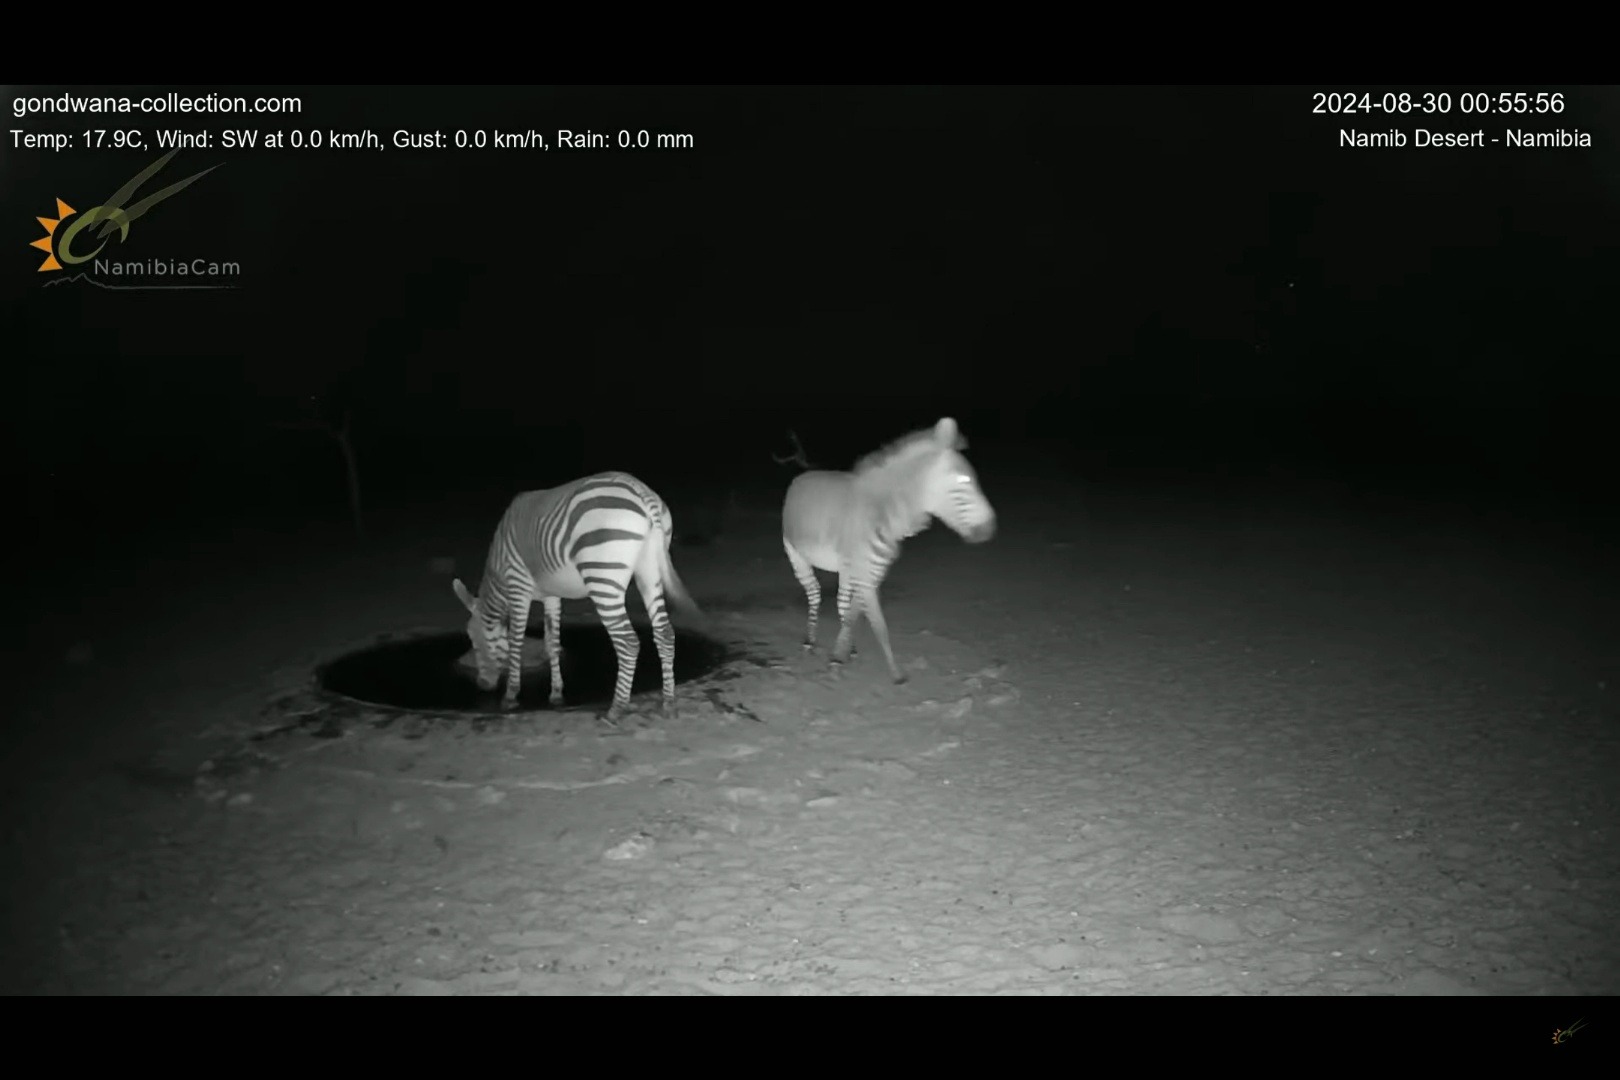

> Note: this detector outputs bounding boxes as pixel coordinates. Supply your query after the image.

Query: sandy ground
[4,475,1617,996]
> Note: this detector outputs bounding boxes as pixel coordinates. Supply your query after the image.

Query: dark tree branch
[771,428,814,470]
[272,401,365,541]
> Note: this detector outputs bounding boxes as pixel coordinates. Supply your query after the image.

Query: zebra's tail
[652,524,704,621]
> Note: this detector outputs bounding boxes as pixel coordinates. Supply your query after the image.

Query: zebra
[781,417,995,683]
[451,471,699,722]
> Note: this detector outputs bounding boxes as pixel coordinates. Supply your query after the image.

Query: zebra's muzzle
[458,649,501,690]
[963,519,996,543]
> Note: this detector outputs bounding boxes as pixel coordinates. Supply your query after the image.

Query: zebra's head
[919,417,997,544]
[452,577,507,691]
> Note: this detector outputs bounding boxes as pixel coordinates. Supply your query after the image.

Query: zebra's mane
[850,425,953,537]
[852,426,945,480]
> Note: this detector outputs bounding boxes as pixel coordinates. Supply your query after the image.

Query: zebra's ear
[452,578,478,613]
[934,417,965,450]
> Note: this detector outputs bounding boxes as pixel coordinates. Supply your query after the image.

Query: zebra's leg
[590,588,642,724]
[861,585,907,684]
[783,538,820,651]
[500,592,533,711]
[542,596,565,708]
[634,561,678,718]
[831,572,860,666]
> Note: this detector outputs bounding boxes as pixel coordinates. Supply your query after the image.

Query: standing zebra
[452,471,699,722]
[782,417,996,683]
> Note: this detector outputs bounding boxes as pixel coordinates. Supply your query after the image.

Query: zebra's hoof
[499,697,521,712]
[891,672,909,685]
[548,692,565,708]
[661,699,678,720]
[801,642,815,653]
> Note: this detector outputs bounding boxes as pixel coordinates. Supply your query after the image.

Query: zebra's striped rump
[452,472,699,722]
[781,417,995,683]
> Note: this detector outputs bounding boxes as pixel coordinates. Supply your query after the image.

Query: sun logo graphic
[30,198,82,272]
[27,149,220,272]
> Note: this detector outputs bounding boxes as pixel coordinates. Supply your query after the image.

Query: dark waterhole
[316,626,732,715]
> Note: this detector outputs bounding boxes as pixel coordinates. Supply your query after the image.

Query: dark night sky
[5,85,1618,540]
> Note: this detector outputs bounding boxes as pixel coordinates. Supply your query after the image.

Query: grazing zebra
[452,471,699,722]
[781,417,996,683]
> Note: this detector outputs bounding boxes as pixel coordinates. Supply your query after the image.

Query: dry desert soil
[4,471,1616,996]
